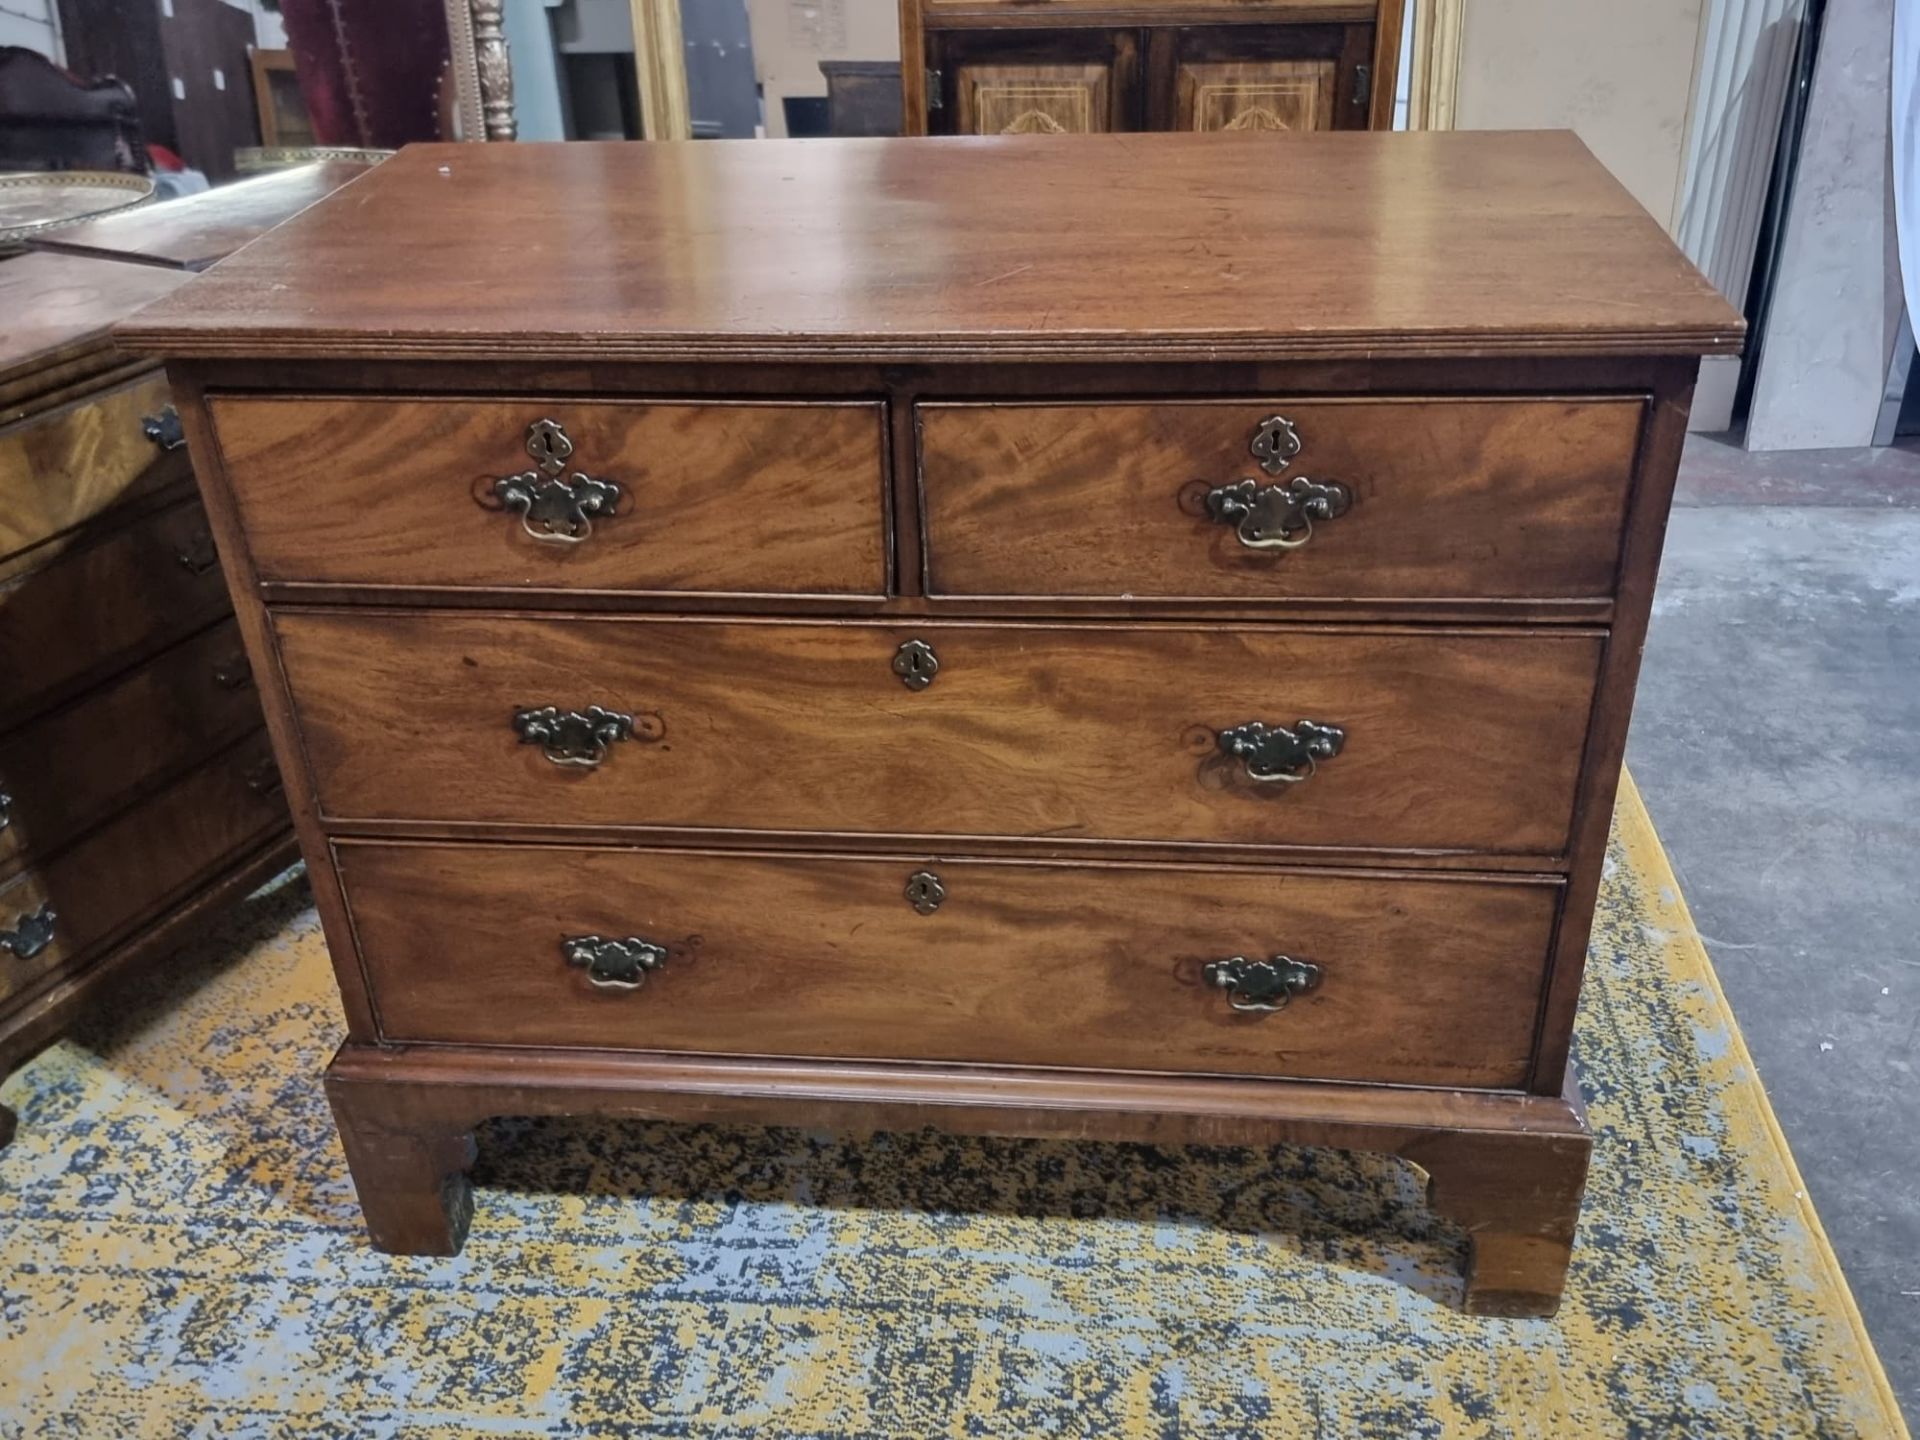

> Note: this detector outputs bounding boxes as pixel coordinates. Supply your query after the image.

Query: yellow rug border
[1617,767,1911,1440]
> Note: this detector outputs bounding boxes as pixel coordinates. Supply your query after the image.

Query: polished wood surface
[210,397,888,595]
[919,396,1645,600]
[0,252,189,403]
[0,733,282,1005]
[0,495,232,732]
[0,618,259,875]
[135,132,1730,1312]
[339,841,1557,1086]
[115,134,1745,365]
[325,1042,1591,1315]
[276,612,1601,854]
[0,371,186,559]
[30,161,377,271]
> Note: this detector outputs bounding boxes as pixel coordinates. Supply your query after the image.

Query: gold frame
[1408,0,1463,130]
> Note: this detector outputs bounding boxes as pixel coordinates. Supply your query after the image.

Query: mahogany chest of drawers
[120,131,1743,1317]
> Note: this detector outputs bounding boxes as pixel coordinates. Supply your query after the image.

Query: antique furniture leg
[325,1062,478,1256]
[1408,1073,1593,1318]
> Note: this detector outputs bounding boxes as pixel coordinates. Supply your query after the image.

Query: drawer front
[0,618,263,875]
[278,613,1601,855]
[210,397,889,595]
[919,397,1645,601]
[0,371,190,561]
[0,495,233,731]
[339,842,1558,1088]
[0,733,285,1006]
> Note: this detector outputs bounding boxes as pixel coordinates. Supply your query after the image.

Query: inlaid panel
[956,63,1112,134]
[1177,60,1337,132]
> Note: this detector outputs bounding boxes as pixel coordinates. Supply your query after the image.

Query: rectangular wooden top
[0,251,190,412]
[31,160,379,273]
[116,131,1743,365]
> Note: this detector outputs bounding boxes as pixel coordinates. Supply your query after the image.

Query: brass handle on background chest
[1203,954,1321,1014]
[1217,719,1344,785]
[1,903,56,961]
[142,406,185,452]
[513,705,637,768]
[488,418,623,544]
[564,934,669,990]
[1201,413,1352,551]
[175,529,219,575]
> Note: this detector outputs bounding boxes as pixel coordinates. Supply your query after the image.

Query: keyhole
[892,638,939,691]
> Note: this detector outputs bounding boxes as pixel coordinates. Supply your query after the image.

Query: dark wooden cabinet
[903,0,1401,135]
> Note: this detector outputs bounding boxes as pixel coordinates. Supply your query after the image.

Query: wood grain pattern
[29,160,377,272]
[0,733,283,1005]
[0,371,187,560]
[0,618,261,876]
[1177,59,1336,130]
[0,495,233,732]
[209,397,888,596]
[275,612,1601,855]
[113,135,1746,365]
[919,396,1646,600]
[338,841,1558,1087]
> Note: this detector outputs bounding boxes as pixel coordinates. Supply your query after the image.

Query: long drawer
[209,396,889,596]
[0,618,262,875]
[0,370,188,561]
[337,841,1560,1088]
[918,397,1646,601]
[0,733,285,1008]
[0,493,233,731]
[276,612,1601,855]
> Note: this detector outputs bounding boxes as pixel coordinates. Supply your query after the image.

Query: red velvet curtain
[278,0,454,147]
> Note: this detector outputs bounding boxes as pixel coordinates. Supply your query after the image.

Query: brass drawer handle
[1201,412,1351,550]
[1204,953,1322,1013]
[564,933,669,990]
[212,654,253,690]
[489,418,623,545]
[243,757,283,796]
[175,529,219,575]
[1,902,56,961]
[1217,719,1345,785]
[143,405,185,452]
[513,705,635,768]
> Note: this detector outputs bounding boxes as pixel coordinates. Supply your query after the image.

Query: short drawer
[277,612,1601,856]
[338,842,1559,1089]
[918,397,1646,601]
[209,397,889,596]
[0,617,262,875]
[0,494,233,732]
[0,733,285,1007]
[0,371,190,561]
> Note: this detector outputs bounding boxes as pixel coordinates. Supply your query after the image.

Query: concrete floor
[1628,433,1920,1428]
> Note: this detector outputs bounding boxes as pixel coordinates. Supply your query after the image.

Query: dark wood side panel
[337,841,1558,1088]
[0,617,261,875]
[919,396,1646,600]
[0,494,232,732]
[207,396,889,597]
[0,733,284,1006]
[275,612,1602,855]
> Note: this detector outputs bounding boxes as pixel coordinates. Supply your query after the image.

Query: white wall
[1452,0,1710,232]
[0,0,63,62]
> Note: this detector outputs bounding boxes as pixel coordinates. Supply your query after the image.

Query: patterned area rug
[0,774,1906,1439]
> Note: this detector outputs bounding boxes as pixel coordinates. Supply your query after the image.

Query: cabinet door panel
[958,62,1112,135]
[1177,59,1336,132]
[931,29,1139,135]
